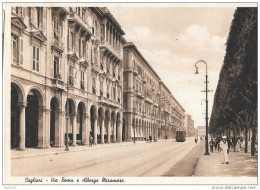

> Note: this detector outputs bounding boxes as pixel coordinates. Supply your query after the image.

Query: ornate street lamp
[195,60,212,155]
[65,66,77,151]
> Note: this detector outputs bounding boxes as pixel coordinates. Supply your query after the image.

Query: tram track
[115,141,193,176]
[55,140,180,176]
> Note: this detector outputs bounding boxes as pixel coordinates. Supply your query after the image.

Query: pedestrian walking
[227,138,232,154]
[89,135,93,147]
[214,138,218,151]
[217,138,221,152]
[209,139,214,152]
[220,136,229,164]
[236,138,241,152]
[194,138,198,144]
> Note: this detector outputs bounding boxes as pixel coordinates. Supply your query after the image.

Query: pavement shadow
[161,140,204,176]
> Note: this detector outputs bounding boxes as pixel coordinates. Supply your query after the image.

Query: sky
[108,5,236,128]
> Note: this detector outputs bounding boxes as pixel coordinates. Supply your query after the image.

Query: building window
[69,31,74,50]
[53,18,61,39]
[53,56,60,78]
[101,24,104,41]
[80,71,85,90]
[82,9,86,22]
[113,87,116,101]
[107,84,110,98]
[15,7,23,17]
[100,81,103,96]
[82,40,86,59]
[12,35,19,65]
[76,7,81,16]
[36,7,43,29]
[107,61,110,73]
[113,70,116,78]
[79,38,81,57]
[118,89,121,103]
[68,65,75,85]
[100,62,104,70]
[33,45,40,72]
[92,77,96,94]
[94,46,98,65]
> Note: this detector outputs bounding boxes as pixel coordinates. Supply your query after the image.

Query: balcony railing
[51,37,64,52]
[106,72,113,80]
[51,78,65,90]
[98,95,121,108]
[91,63,100,73]
[135,89,144,99]
[100,40,121,59]
[133,67,138,76]
[145,95,153,104]
[68,12,92,33]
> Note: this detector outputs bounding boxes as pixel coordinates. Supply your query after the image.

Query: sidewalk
[10,139,170,159]
[194,144,258,177]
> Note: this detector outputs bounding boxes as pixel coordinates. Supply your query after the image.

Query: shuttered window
[80,71,85,90]
[12,35,19,65]
[53,56,59,78]
[33,45,40,72]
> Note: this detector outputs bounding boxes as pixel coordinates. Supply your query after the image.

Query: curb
[11,140,151,160]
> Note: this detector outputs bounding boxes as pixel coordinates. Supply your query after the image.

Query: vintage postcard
[3,2,258,187]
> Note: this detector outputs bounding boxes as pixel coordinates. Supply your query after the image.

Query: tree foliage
[209,7,257,143]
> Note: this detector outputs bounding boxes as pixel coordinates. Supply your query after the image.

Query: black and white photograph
[3,2,258,187]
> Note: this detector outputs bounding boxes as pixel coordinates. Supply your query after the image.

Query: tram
[176,130,186,142]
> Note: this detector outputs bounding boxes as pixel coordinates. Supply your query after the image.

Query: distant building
[197,126,206,137]
[184,114,195,137]
[123,42,185,142]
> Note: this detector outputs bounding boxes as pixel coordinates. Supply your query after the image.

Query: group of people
[194,137,203,144]
[209,136,243,164]
[194,135,244,164]
[209,136,243,153]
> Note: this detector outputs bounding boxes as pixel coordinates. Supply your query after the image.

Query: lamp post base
[65,147,70,151]
[204,152,210,155]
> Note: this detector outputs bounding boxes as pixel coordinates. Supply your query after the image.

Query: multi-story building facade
[10,6,186,150]
[123,42,185,142]
[170,95,185,138]
[10,7,125,150]
[197,126,206,138]
[123,42,161,142]
[184,114,195,137]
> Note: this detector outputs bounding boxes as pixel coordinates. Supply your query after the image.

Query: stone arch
[90,105,97,141]
[50,96,60,147]
[11,82,25,148]
[25,88,44,148]
[65,98,76,114]
[132,117,135,141]
[105,109,111,143]
[122,116,126,142]
[65,98,76,145]
[139,118,142,140]
[11,81,25,102]
[26,86,44,107]
[116,112,120,141]
[97,107,104,144]
[77,102,86,143]
[111,110,116,142]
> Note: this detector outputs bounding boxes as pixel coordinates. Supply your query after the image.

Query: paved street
[11,137,201,176]
[194,146,258,177]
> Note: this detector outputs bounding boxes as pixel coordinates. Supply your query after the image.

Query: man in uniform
[220,136,229,164]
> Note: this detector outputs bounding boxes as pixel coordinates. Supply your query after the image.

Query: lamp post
[195,60,212,155]
[65,66,77,151]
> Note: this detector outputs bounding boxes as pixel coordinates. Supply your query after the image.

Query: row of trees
[209,8,257,156]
